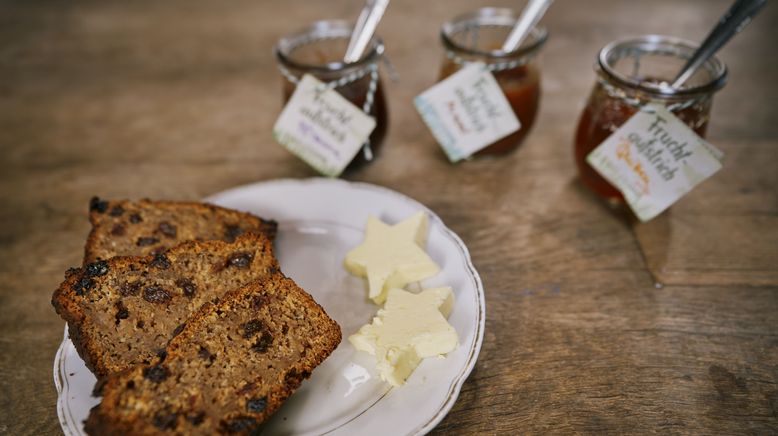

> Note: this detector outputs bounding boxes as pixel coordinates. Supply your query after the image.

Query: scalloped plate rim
[53,177,485,436]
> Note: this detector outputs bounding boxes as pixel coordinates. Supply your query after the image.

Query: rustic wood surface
[1,0,776,434]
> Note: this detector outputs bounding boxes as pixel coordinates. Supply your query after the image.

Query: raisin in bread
[84,197,277,264]
[84,274,342,436]
[52,232,279,377]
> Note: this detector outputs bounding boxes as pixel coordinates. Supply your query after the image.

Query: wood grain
[0,0,776,434]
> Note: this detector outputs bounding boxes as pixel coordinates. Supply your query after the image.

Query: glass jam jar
[439,8,547,156]
[574,35,727,203]
[274,20,388,168]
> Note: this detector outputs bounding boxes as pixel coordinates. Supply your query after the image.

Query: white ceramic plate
[54,178,485,435]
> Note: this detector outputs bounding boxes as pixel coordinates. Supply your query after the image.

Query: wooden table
[1,0,776,434]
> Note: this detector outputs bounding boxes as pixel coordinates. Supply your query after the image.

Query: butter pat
[349,287,458,386]
[344,212,440,304]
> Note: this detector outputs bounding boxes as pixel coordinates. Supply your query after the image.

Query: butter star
[349,287,458,386]
[345,212,440,304]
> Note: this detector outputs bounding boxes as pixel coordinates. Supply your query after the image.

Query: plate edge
[54,325,84,436]
[53,177,487,436]
[207,177,487,436]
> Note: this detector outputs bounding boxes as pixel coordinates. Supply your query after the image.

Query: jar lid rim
[274,19,384,73]
[440,7,548,59]
[597,34,728,98]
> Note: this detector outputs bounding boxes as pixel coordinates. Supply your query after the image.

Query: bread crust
[52,232,279,378]
[84,197,278,264]
[84,274,342,435]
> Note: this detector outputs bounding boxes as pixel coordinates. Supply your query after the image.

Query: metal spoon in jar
[502,0,554,53]
[344,0,391,160]
[671,0,766,88]
[344,0,390,63]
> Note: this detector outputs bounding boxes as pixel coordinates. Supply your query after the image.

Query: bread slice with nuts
[83,197,277,264]
[84,274,342,436]
[52,232,279,378]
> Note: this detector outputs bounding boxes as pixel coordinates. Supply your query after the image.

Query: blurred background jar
[574,35,727,204]
[274,20,388,168]
[438,7,548,156]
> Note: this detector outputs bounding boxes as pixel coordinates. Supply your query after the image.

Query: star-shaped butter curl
[345,212,440,304]
[349,287,458,386]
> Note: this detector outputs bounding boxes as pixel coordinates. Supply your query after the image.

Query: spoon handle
[345,2,373,60]
[672,0,767,88]
[502,0,554,53]
[344,0,390,63]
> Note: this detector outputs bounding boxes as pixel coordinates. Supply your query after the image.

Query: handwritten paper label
[273,74,376,177]
[414,63,520,162]
[587,104,724,222]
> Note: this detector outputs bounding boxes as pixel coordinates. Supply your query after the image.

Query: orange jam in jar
[274,20,388,169]
[438,8,547,156]
[574,35,727,203]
